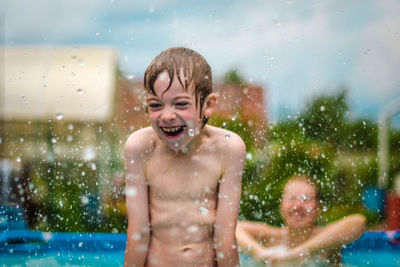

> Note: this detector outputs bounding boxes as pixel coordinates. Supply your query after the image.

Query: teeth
[162,127,181,133]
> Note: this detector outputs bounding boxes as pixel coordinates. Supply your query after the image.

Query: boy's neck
[169,127,207,155]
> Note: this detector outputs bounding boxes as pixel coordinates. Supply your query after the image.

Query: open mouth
[160,126,186,138]
[290,210,306,218]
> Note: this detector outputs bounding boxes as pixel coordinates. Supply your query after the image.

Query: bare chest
[146,153,222,200]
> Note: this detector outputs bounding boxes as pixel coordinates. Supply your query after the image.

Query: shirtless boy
[124,47,246,267]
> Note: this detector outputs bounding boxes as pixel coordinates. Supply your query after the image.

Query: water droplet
[186,225,199,233]
[320,105,325,111]
[132,233,141,240]
[200,206,209,215]
[56,113,63,120]
[225,134,230,139]
[77,88,84,94]
[126,187,137,197]
[90,163,97,170]
[188,128,195,136]
[82,146,96,161]
[81,196,89,205]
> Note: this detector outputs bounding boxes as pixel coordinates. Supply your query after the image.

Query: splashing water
[186,225,199,233]
[199,206,209,215]
[188,129,195,136]
[82,146,96,161]
[126,187,137,197]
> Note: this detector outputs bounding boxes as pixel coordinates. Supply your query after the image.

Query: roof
[1,46,119,122]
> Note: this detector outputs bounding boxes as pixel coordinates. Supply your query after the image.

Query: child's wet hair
[144,47,212,121]
[283,174,321,202]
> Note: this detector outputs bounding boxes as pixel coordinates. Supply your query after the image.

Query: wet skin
[124,71,246,267]
[280,180,319,231]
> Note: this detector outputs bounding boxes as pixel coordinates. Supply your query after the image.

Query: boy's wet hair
[144,47,212,123]
[284,174,321,202]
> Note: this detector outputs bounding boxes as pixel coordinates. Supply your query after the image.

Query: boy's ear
[203,93,217,117]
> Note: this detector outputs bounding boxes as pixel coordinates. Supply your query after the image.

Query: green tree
[298,90,348,147]
[223,69,244,85]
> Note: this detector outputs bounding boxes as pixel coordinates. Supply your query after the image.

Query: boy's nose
[161,110,177,122]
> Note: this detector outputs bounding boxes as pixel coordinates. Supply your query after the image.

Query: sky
[3,0,400,121]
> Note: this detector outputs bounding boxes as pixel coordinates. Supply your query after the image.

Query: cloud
[4,0,400,119]
[162,1,400,118]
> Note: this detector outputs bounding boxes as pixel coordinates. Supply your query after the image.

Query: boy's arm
[124,133,151,267]
[291,214,366,258]
[235,221,282,261]
[237,220,282,243]
[214,134,246,267]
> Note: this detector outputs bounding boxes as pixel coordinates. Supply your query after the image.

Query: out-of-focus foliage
[298,90,348,147]
[210,114,258,152]
[27,157,127,233]
[236,89,400,227]
[224,69,245,85]
[7,79,399,232]
[6,123,128,233]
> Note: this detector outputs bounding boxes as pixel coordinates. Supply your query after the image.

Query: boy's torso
[142,126,228,266]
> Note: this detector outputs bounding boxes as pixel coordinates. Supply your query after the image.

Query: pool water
[1,252,124,267]
[341,231,400,267]
[0,231,126,267]
[1,230,399,267]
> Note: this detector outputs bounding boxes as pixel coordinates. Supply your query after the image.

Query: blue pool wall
[1,229,399,255]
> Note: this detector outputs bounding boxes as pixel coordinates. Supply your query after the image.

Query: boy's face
[280,180,319,230]
[146,71,204,151]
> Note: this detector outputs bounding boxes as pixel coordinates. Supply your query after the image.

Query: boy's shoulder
[124,127,157,154]
[205,125,246,153]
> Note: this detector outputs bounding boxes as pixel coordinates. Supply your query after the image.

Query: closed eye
[175,102,190,109]
[148,103,163,110]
